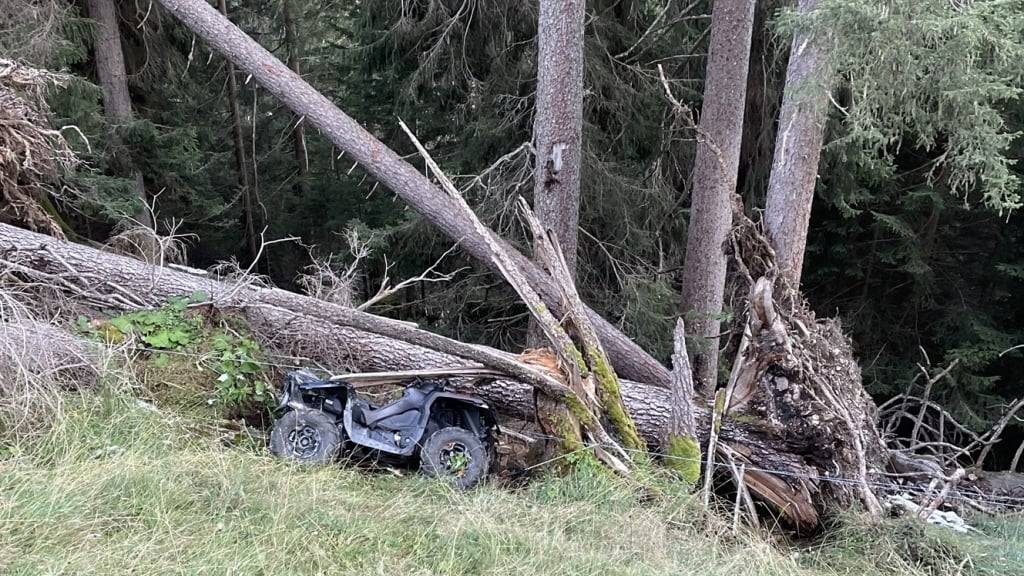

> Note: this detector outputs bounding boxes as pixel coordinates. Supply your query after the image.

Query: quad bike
[269,369,498,488]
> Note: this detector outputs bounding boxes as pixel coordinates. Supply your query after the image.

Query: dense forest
[2,0,1024,541]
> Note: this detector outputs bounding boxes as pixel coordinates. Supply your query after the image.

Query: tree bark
[680,0,755,387]
[281,0,310,197]
[667,318,696,439]
[764,0,833,288]
[664,318,701,482]
[150,0,671,388]
[528,0,585,346]
[85,0,151,228]
[532,0,584,277]
[217,0,259,263]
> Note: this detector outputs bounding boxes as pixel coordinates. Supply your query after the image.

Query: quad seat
[355,381,436,427]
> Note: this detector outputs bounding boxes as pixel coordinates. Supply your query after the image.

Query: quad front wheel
[420,427,489,489]
[270,410,342,464]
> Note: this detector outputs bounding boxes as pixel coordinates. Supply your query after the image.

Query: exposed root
[0,59,80,237]
[719,203,888,524]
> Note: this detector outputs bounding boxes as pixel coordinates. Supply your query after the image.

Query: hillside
[1,386,1021,576]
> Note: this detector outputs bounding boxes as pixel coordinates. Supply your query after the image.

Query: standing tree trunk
[679,0,755,387]
[532,0,584,276]
[764,0,833,288]
[528,0,585,346]
[217,0,259,263]
[85,0,151,229]
[281,0,310,197]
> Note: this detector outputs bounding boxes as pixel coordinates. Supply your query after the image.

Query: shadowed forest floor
[0,386,1021,576]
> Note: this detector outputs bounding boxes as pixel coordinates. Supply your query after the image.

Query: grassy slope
[0,391,1021,576]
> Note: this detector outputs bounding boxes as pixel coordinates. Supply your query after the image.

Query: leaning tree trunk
[217,0,259,264]
[764,0,834,288]
[151,0,670,388]
[85,0,151,229]
[0,221,889,529]
[679,0,756,388]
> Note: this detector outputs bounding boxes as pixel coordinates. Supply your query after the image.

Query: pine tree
[84,0,151,228]
[765,0,833,288]
[680,0,756,387]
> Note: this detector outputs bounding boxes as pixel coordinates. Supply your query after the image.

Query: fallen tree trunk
[148,0,669,389]
[2,222,849,528]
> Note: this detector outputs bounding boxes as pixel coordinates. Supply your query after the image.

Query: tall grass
[0,387,1021,576]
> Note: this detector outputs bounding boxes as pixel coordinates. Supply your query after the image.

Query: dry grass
[0,285,107,443]
[0,380,1021,576]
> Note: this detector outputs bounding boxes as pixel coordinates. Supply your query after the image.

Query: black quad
[269,369,498,488]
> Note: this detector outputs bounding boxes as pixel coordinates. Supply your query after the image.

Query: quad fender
[422,391,499,438]
[277,371,349,415]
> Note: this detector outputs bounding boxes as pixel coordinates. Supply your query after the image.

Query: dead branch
[976,397,1024,470]
[704,389,725,505]
[911,358,960,444]
[105,203,196,267]
[721,442,759,529]
[297,227,375,307]
[920,468,966,521]
[397,118,631,470]
[358,244,463,311]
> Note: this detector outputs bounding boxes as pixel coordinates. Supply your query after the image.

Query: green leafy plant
[82,297,201,349]
[209,333,271,407]
[81,294,272,410]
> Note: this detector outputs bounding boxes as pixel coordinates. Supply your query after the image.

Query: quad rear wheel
[420,427,489,489]
[270,410,342,464]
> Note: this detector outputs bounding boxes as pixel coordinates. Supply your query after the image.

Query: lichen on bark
[665,435,702,484]
[589,352,645,451]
